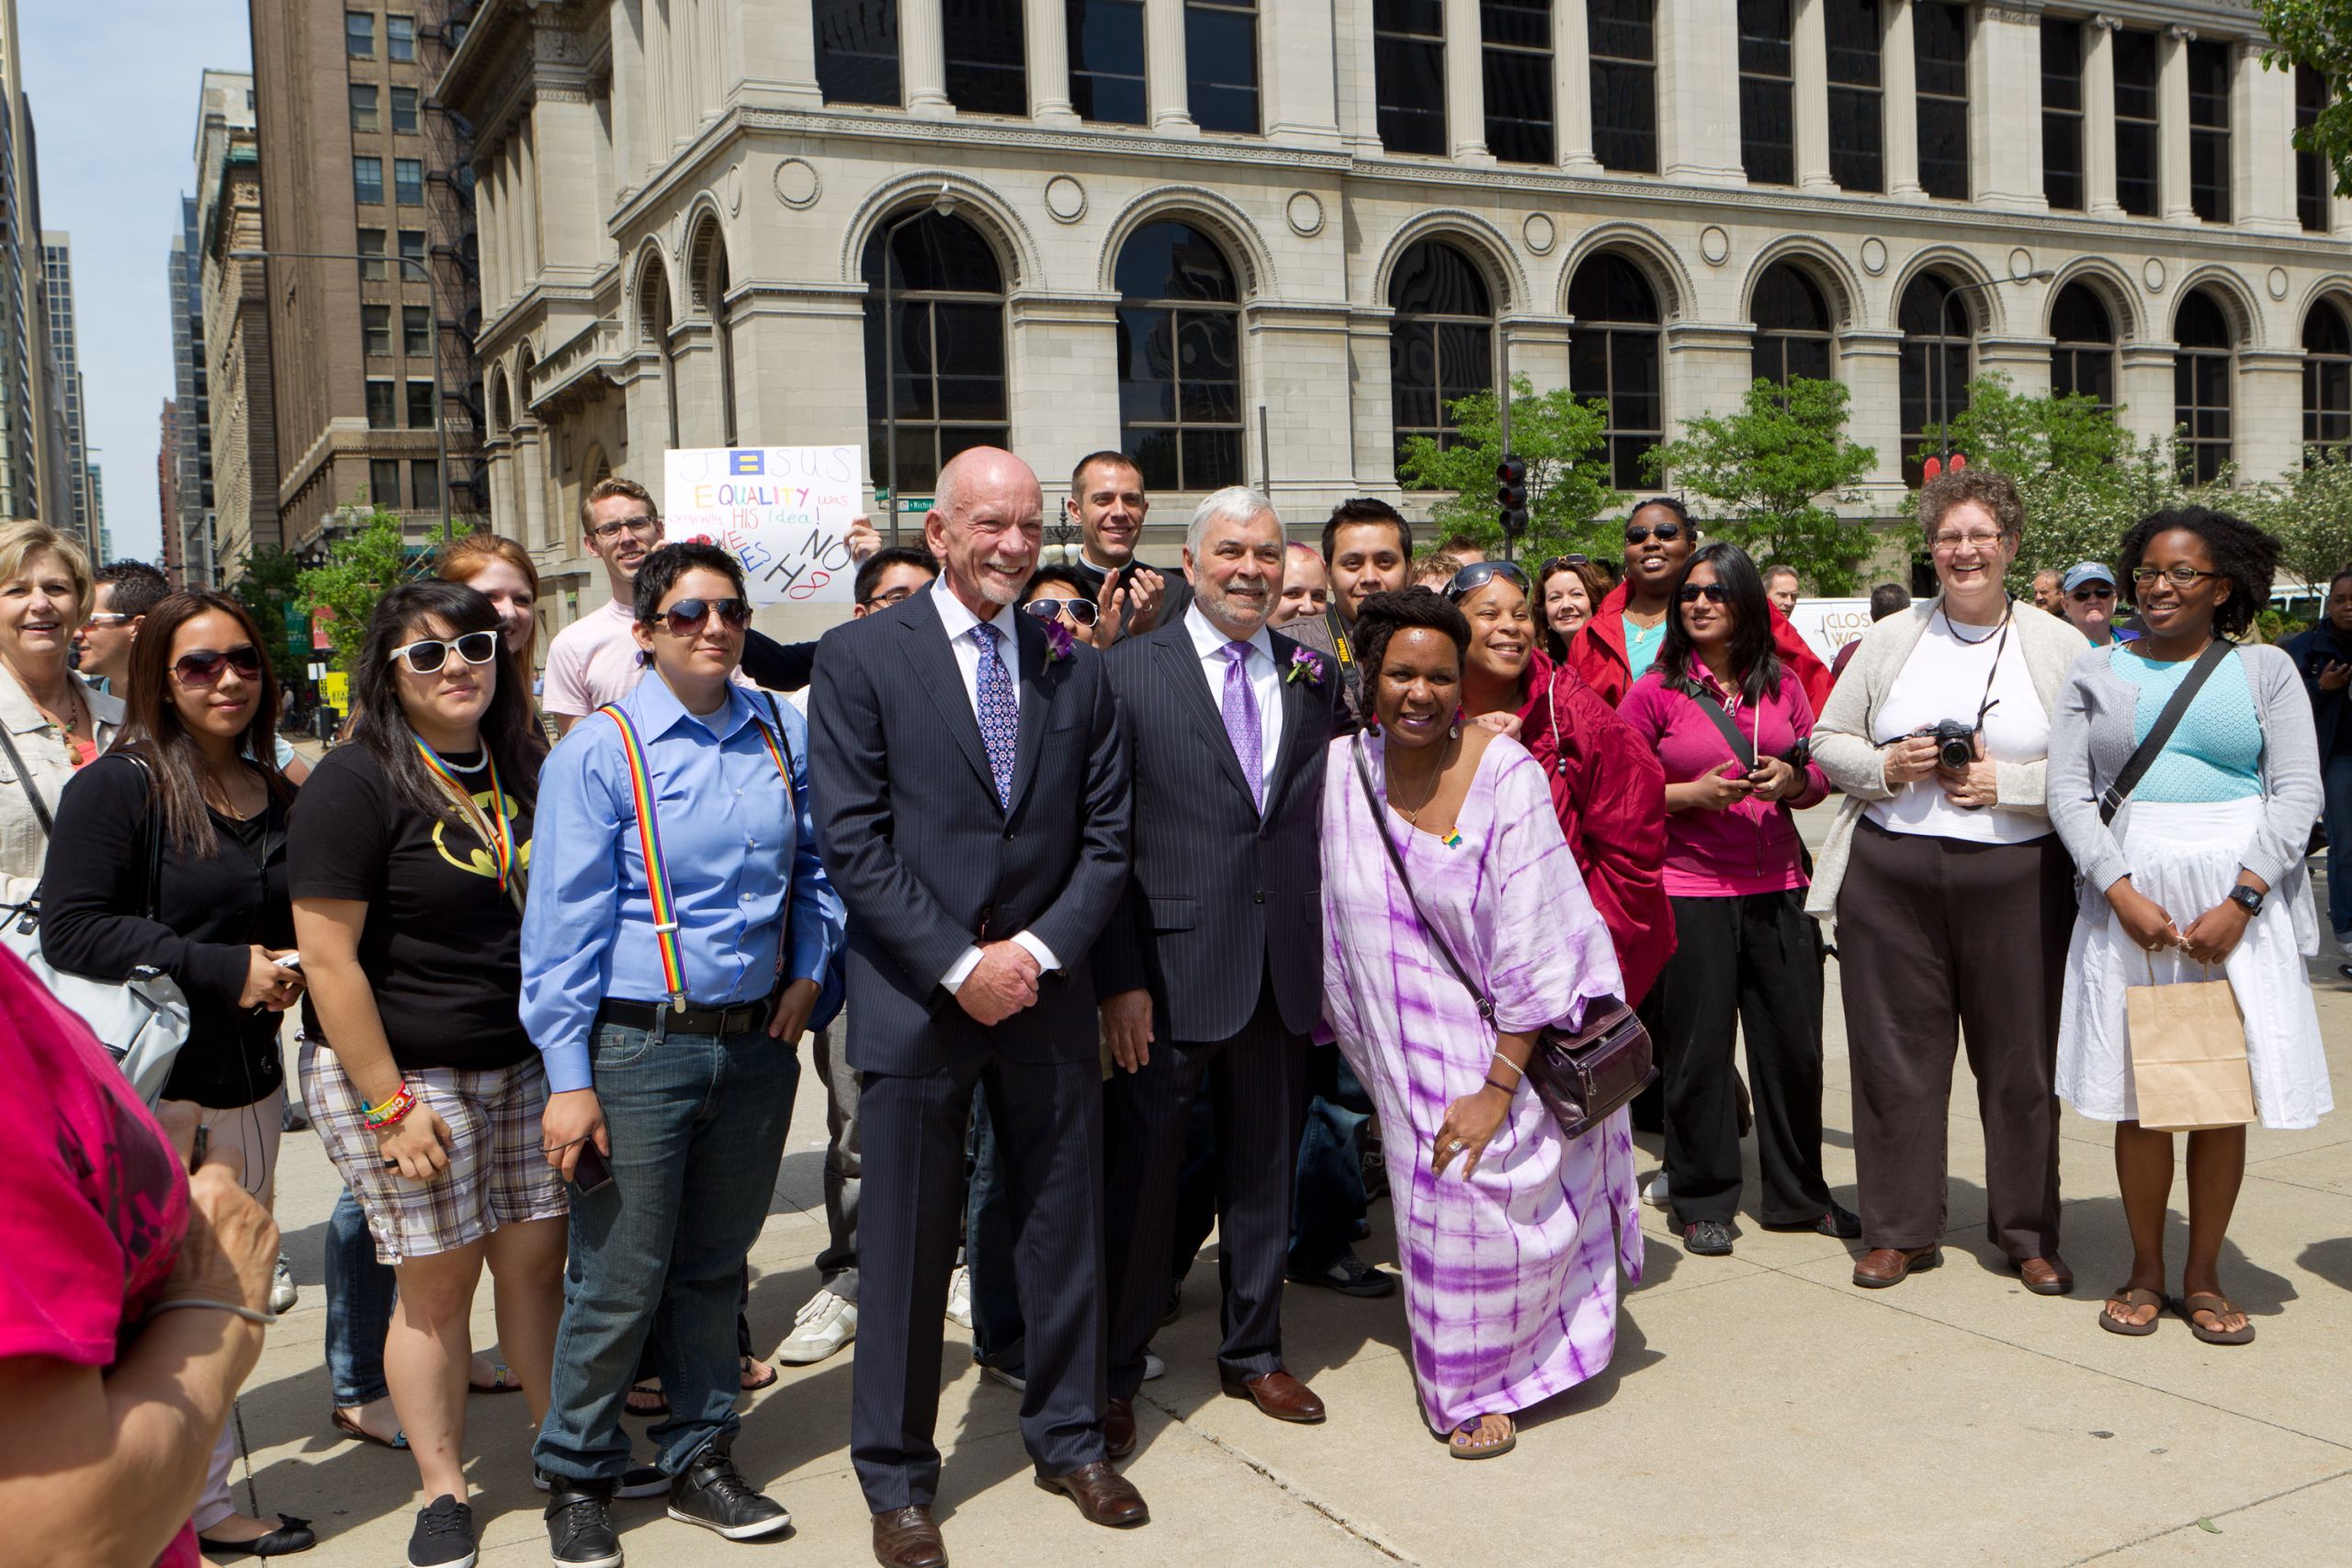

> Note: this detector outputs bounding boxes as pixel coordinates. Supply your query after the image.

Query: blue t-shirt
[2116,648,2263,803]
[1624,618,1668,682]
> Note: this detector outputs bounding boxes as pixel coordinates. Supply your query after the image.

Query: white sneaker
[980,1362,1026,1393]
[1142,1352,1164,1382]
[772,1287,856,1366]
[1644,1171,1671,1208]
[944,1266,974,1330]
[270,1255,299,1314]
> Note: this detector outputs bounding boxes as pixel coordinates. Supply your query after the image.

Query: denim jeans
[2326,750,2352,938]
[324,1186,397,1406]
[534,1019,798,1482]
[964,1089,1026,1372]
[1288,1044,1372,1274]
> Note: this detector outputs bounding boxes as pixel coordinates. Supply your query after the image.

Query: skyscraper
[0,0,71,525]
[40,232,92,547]
[194,69,277,574]
[167,200,213,582]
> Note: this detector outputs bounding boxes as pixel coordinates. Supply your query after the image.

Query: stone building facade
[196,70,282,574]
[442,0,2352,651]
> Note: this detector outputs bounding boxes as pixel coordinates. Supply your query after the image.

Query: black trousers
[1653,890,1832,1228]
[850,1051,1106,1511]
[1102,976,1306,1401]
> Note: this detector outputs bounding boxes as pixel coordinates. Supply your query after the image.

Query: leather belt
[597,996,772,1036]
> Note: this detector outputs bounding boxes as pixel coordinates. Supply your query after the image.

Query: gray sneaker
[270,1255,299,1314]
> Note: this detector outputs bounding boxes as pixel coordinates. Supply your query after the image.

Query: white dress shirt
[929,575,1059,989]
[1183,603,1283,801]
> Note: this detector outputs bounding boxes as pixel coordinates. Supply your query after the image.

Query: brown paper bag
[2126,956,2256,1133]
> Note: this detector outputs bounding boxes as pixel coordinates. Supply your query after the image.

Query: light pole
[232,246,454,541]
[879,186,956,547]
[1933,269,2058,461]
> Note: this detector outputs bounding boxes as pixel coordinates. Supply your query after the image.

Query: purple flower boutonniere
[1042,619,1077,665]
[1285,648,1325,687]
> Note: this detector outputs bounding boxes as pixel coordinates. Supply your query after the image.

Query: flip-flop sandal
[740,1355,780,1393]
[626,1379,670,1418]
[330,1404,409,1450]
[2174,1292,2256,1346]
[469,1361,523,1393]
[2097,1287,2164,1337]
[1447,1416,1517,1461]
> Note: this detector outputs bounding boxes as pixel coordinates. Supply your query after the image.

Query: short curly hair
[2116,505,2278,640]
[1917,467,2026,549]
[1352,587,1470,683]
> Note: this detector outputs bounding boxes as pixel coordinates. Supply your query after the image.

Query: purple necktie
[1221,642,1263,811]
[973,624,1017,808]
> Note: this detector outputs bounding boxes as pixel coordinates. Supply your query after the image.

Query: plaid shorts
[307,1047,569,1266]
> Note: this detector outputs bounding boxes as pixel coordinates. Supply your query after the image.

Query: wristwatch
[2227,885,2266,918]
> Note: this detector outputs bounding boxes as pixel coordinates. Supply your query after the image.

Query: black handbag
[1350,737,1655,1141]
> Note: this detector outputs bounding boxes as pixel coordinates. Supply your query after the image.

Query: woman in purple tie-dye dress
[1320,590,1642,1458]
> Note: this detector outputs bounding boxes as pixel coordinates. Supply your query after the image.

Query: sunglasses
[2070,586,2115,601]
[1443,560,1532,601]
[173,644,266,687]
[1023,596,1101,627]
[652,597,754,637]
[1542,555,1591,571]
[388,630,502,673]
[1625,523,1685,545]
[1676,583,1733,604]
[84,612,135,629]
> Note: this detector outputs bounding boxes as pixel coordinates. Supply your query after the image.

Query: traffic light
[1496,454,1530,544]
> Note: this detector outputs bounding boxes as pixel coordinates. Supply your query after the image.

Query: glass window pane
[408,380,436,429]
[816,0,903,106]
[346,11,374,56]
[354,155,385,206]
[357,228,387,281]
[371,457,401,504]
[1187,5,1260,134]
[388,15,414,60]
[1483,0,1555,163]
[944,0,1028,115]
[411,459,439,511]
[394,158,424,205]
[1069,0,1147,124]
[1182,428,1243,489]
[391,86,418,133]
[350,85,379,132]
[363,304,390,355]
[1374,34,1449,154]
[404,306,431,356]
[367,380,397,429]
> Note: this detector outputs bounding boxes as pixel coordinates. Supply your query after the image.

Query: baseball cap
[2062,562,2117,594]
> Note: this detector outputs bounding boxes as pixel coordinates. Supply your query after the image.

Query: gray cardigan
[2045,642,2322,942]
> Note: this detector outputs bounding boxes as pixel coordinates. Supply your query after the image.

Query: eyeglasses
[862,586,922,610]
[1931,531,2009,552]
[388,630,502,673]
[1624,523,1684,545]
[173,644,266,687]
[1541,555,1590,572]
[2070,586,2116,602]
[84,612,134,629]
[652,597,753,637]
[1676,583,1733,604]
[1443,560,1532,601]
[1023,596,1101,627]
[586,514,661,543]
[2132,565,2223,588]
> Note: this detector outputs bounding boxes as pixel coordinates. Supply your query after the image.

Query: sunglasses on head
[173,644,266,687]
[1443,559,1532,602]
[1676,582,1733,604]
[1625,522,1685,545]
[1023,596,1101,627]
[1542,555,1590,571]
[651,597,753,637]
[389,630,502,674]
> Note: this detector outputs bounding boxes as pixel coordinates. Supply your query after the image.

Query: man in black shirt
[1063,451,1186,637]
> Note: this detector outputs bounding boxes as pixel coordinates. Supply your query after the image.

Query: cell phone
[274,953,302,970]
[571,1140,615,1195]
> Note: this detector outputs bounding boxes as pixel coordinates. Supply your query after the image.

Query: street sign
[902,497,934,514]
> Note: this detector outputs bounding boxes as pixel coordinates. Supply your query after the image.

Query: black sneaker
[1286,1248,1397,1298]
[1681,1219,1737,1258]
[408,1495,477,1568]
[666,1442,791,1541]
[537,1463,667,1501]
[545,1484,622,1568]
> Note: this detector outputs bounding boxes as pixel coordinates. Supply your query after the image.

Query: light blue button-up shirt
[520,671,844,1092]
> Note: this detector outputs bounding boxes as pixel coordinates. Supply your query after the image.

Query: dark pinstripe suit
[1092,615,1338,1401]
[808,587,1131,1511]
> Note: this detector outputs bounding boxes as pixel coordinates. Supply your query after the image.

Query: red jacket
[1515,653,1676,1008]
[1569,580,1836,715]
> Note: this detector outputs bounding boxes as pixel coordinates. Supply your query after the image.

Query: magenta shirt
[1617,658,1829,898]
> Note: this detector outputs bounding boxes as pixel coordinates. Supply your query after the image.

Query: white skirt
[2056,797,2332,1131]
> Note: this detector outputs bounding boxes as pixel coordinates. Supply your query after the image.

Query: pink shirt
[1617,658,1829,898]
[540,596,642,719]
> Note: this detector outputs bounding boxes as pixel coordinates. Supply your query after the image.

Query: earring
[1450,707,1463,739]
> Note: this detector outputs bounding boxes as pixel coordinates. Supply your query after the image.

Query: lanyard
[413,738,517,894]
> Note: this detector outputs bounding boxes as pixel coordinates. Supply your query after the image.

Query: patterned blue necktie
[973,622,1017,809]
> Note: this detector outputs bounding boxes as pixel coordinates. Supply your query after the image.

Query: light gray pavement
[221,805,2352,1566]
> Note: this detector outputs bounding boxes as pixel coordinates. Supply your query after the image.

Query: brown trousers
[1837,819,2074,1258]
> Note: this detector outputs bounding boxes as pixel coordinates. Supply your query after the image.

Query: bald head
[927,446,1045,615]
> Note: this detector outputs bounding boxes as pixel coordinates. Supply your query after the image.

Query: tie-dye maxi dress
[1319,731,1645,1436]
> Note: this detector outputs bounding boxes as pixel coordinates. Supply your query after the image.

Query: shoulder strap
[2099,640,2234,825]
[122,755,163,924]
[1686,687,1757,772]
[1349,737,1493,1023]
[599,704,688,1010]
[0,723,51,839]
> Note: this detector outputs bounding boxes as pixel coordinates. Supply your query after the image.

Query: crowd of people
[0,434,2337,1568]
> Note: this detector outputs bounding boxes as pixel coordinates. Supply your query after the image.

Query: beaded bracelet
[363,1084,417,1131]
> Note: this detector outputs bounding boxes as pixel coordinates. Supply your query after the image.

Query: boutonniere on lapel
[1285,648,1325,687]
[1041,618,1077,666]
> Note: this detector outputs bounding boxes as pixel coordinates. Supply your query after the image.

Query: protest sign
[662,445,865,604]
[1784,599,1874,667]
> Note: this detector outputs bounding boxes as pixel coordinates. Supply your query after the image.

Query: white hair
[1185,485,1280,560]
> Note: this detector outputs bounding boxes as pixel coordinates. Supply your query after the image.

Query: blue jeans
[2326,750,2352,938]
[534,1019,798,1483]
[324,1186,397,1406]
[964,1089,1026,1372]
[1288,1044,1371,1274]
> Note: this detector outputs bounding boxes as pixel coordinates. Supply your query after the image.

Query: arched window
[1898,272,1972,486]
[1750,263,1833,386]
[690,218,737,447]
[1389,241,1495,482]
[2050,282,2115,410]
[1567,253,1662,488]
[2304,299,2352,449]
[1115,220,1243,491]
[638,260,679,454]
[860,210,1010,496]
[2175,288,2233,484]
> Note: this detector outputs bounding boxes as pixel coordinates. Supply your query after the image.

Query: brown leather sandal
[2173,1292,2256,1346]
[2098,1286,2163,1337]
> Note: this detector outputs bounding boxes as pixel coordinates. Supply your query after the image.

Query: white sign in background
[662,446,865,604]
[1784,599,1874,667]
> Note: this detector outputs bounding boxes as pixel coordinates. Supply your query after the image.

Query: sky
[18,0,252,566]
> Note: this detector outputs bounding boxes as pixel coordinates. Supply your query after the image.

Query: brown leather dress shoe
[872,1505,947,1568]
[2016,1255,2075,1295]
[1851,1245,1942,1289]
[1104,1396,1136,1459]
[1034,1461,1149,1528]
[1219,1369,1327,1424]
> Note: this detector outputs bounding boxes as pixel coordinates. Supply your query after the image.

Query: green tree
[1639,377,1878,593]
[2257,0,2352,197]
[1396,375,1621,559]
[296,502,419,671]
[2242,446,2352,592]
[230,547,308,686]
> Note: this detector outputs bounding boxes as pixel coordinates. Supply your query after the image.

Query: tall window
[1915,3,1968,198]
[1589,0,1657,173]
[398,230,426,270]
[815,0,902,106]
[1068,0,1146,124]
[366,379,397,429]
[2115,28,2160,218]
[1825,0,1883,192]
[1390,242,1495,477]
[861,211,1010,495]
[1187,2,1260,133]
[346,11,374,57]
[2041,18,2084,210]
[362,304,391,356]
[412,459,440,512]
[354,155,385,206]
[350,85,379,132]
[2300,65,2331,233]
[2175,289,2233,484]
[2050,283,2115,409]
[388,15,414,60]
[1483,0,1555,164]
[370,458,401,505]
[357,227,387,280]
[1374,1,1448,155]
[406,380,436,429]
[390,85,418,133]
[1751,264,1833,386]
[1738,0,1795,186]
[1116,221,1244,491]
[2305,300,2352,447]
[403,305,432,357]
[2188,40,2231,222]
[1567,254,1663,488]
[393,158,424,205]
[945,0,1026,114]
[1898,273,1972,486]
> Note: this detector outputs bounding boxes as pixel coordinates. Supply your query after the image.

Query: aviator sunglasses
[173,644,267,687]
[1676,582,1733,604]
[651,597,755,637]
[1442,559,1531,602]
[1023,596,1101,627]
[388,630,502,674]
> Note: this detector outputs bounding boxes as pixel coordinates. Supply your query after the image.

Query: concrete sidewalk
[223,890,2352,1566]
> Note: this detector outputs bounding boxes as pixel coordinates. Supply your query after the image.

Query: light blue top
[2113,646,2265,803]
[1624,618,1668,682]
[520,671,843,1091]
